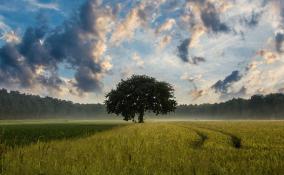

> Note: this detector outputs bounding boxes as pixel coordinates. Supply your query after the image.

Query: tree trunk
[138,111,144,123]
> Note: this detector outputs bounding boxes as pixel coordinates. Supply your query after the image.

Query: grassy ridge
[1,121,284,175]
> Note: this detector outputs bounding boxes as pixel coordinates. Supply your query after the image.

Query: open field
[0,120,283,175]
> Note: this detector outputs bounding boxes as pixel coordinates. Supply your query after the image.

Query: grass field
[0,120,283,175]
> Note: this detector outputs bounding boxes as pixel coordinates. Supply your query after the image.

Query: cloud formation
[177,38,206,64]
[212,70,242,94]
[0,0,114,93]
[111,4,147,44]
[200,2,230,33]
[1,0,284,104]
[177,38,191,62]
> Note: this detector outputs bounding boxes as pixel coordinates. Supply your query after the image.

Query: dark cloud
[242,11,262,28]
[177,38,191,62]
[212,70,242,94]
[0,44,34,87]
[74,66,101,92]
[37,74,64,90]
[192,56,206,65]
[0,0,113,93]
[275,32,284,53]
[177,38,206,64]
[201,2,230,33]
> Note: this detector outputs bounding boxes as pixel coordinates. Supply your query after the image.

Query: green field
[0,120,283,175]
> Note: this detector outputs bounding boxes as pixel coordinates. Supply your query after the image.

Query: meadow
[0,120,283,175]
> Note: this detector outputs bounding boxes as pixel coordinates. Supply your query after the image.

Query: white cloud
[132,53,144,68]
[0,31,21,43]
[111,7,146,44]
[27,0,60,11]
[156,18,175,33]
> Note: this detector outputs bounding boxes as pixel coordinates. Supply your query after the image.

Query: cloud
[159,35,172,49]
[192,56,206,65]
[266,0,284,30]
[0,20,20,44]
[256,50,279,64]
[177,38,206,64]
[132,53,144,68]
[275,32,284,53]
[120,66,133,79]
[27,0,60,11]
[242,11,262,28]
[180,73,203,91]
[0,0,114,93]
[212,70,242,94]
[156,18,175,33]
[111,5,146,44]
[200,2,230,33]
[0,31,21,43]
[189,25,206,48]
[0,20,10,32]
[177,38,191,62]
[190,89,205,101]
[233,57,284,98]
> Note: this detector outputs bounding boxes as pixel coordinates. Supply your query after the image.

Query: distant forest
[176,94,284,119]
[0,89,106,119]
[0,88,283,119]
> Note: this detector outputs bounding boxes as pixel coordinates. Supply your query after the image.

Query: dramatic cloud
[212,70,242,94]
[0,0,114,93]
[177,38,206,64]
[177,38,191,62]
[200,2,230,33]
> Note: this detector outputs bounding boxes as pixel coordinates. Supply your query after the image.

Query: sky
[0,0,284,104]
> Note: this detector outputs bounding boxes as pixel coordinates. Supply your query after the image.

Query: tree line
[0,89,106,119]
[0,88,283,119]
[176,94,284,119]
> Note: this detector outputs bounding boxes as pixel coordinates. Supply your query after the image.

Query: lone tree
[105,75,177,123]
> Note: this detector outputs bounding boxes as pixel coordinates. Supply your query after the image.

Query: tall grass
[1,121,284,175]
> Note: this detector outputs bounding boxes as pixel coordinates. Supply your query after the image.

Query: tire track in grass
[170,124,208,149]
[194,126,242,149]
[192,131,208,148]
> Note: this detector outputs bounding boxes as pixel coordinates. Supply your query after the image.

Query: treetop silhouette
[105,75,177,123]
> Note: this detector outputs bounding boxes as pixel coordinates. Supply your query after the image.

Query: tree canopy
[105,75,177,123]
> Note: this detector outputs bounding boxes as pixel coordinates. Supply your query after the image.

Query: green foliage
[0,89,106,119]
[105,75,177,122]
[1,121,283,175]
[177,93,284,119]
